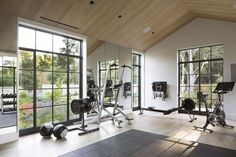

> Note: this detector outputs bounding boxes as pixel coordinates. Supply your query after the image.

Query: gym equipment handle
[121,65,132,69]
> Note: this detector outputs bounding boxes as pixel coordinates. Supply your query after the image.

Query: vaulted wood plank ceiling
[0,0,236,54]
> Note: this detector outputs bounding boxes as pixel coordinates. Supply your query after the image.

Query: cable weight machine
[97,63,133,128]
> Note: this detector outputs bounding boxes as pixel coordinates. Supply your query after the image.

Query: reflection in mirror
[0,55,17,133]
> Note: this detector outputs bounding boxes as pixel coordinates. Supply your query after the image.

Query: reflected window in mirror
[0,55,17,132]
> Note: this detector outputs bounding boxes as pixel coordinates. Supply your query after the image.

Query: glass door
[132,53,141,111]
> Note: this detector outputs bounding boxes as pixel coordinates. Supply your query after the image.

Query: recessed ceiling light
[118,15,122,18]
[233,4,236,9]
[90,0,95,5]
[143,27,151,33]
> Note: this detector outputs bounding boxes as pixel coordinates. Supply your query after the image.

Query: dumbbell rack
[1,94,17,114]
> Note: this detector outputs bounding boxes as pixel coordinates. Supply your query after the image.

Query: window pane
[189,74,199,86]
[3,57,14,67]
[53,35,67,53]
[36,31,52,51]
[0,56,2,66]
[19,90,33,109]
[189,63,199,75]
[180,63,199,75]
[69,57,80,72]
[200,61,210,74]
[180,86,189,98]
[200,47,211,60]
[100,61,106,70]
[133,67,139,76]
[133,76,139,86]
[69,72,79,86]
[36,52,52,71]
[53,88,67,105]
[179,49,199,62]
[179,50,188,62]
[180,74,189,86]
[190,86,199,99]
[109,60,115,65]
[67,39,80,56]
[3,87,14,94]
[13,57,17,67]
[19,50,34,70]
[133,97,139,107]
[211,61,223,75]
[212,45,223,59]
[133,87,139,96]
[19,27,35,49]
[70,88,79,100]
[133,55,140,65]
[200,74,211,85]
[37,71,52,89]
[3,68,14,78]
[100,71,106,79]
[212,74,223,84]
[2,78,14,87]
[19,70,33,90]
[180,64,187,75]
[37,107,52,127]
[111,70,116,79]
[36,89,52,108]
[53,105,67,123]
[53,72,67,86]
[19,109,33,129]
[53,54,67,72]
[192,48,199,61]
[200,86,212,98]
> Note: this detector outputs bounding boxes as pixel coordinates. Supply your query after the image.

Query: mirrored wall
[0,55,17,135]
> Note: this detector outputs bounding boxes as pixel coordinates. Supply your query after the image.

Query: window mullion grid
[66,38,70,122]
[33,30,37,127]
[210,46,213,110]
[52,36,54,124]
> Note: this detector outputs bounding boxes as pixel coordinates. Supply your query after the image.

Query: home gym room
[1,0,236,156]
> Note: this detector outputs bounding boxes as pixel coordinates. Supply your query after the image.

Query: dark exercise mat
[59,129,236,157]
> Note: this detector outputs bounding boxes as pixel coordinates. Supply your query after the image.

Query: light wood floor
[0,111,236,157]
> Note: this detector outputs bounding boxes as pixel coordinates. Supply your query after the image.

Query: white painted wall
[87,42,132,109]
[145,18,236,120]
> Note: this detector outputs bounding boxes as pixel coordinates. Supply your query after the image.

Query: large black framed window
[178,44,223,114]
[132,53,141,111]
[98,59,119,104]
[18,25,83,135]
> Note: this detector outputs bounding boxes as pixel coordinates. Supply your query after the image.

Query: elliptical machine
[194,82,235,133]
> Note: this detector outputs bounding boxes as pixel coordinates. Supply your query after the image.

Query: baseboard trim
[226,113,236,121]
[0,132,18,145]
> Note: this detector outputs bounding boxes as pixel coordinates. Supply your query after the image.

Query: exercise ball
[40,123,54,137]
[53,124,68,139]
